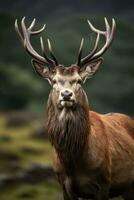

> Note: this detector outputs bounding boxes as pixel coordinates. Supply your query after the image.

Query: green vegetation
[0,114,52,173]
[0,181,61,200]
[0,114,61,200]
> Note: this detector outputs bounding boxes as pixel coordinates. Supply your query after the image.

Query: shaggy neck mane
[47,96,90,171]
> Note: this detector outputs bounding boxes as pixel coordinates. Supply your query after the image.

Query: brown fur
[53,65,80,75]
[47,94,134,200]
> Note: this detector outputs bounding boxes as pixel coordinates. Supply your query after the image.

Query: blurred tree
[0,63,48,110]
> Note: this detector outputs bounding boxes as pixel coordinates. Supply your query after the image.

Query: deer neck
[47,97,90,170]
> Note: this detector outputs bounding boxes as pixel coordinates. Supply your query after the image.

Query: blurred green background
[0,0,134,199]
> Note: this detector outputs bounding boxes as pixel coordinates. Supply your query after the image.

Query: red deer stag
[15,17,134,200]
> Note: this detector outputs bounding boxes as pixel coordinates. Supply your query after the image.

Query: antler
[15,17,58,66]
[77,18,116,66]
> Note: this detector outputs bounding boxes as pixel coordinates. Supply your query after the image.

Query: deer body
[15,17,134,200]
[46,68,134,200]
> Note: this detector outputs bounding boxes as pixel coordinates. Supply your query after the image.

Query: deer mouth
[60,100,75,108]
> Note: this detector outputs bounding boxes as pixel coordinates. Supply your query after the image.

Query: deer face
[32,60,102,109]
[50,66,84,109]
[51,67,81,108]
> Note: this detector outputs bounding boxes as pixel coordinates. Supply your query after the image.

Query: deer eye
[77,79,82,84]
[52,79,56,84]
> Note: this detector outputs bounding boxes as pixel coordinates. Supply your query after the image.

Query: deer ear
[80,58,103,82]
[31,59,51,80]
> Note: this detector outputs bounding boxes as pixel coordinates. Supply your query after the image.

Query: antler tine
[87,19,105,35]
[80,33,100,66]
[80,18,116,66]
[111,18,116,38]
[30,24,46,35]
[77,38,84,66]
[47,39,58,66]
[15,19,24,46]
[104,17,111,36]
[28,18,36,31]
[40,36,55,64]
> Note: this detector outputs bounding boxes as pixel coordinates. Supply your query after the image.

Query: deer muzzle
[59,89,76,108]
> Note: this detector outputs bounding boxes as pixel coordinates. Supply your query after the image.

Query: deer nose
[61,90,73,101]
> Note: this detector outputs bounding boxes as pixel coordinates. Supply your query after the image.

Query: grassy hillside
[0,114,61,200]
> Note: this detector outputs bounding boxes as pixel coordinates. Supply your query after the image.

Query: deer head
[15,17,116,110]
